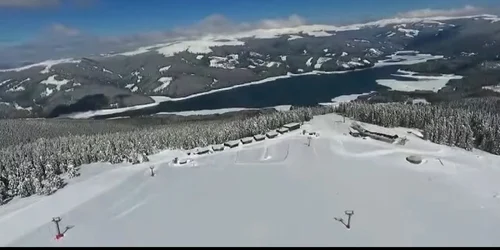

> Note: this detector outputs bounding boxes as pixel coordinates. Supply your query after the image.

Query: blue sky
[1,0,499,44]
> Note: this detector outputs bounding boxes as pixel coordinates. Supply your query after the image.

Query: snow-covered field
[155,105,292,116]
[319,91,375,107]
[376,69,463,92]
[61,96,168,119]
[2,113,500,247]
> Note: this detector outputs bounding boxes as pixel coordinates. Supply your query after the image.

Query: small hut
[224,140,240,148]
[283,122,301,131]
[212,144,224,152]
[277,127,289,134]
[266,131,279,139]
[254,134,266,141]
[241,137,253,144]
[196,148,210,155]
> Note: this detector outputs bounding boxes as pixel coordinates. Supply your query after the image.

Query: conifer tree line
[334,98,500,154]
[0,106,334,204]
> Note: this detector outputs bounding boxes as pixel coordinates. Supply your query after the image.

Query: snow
[397,28,420,38]
[305,30,332,37]
[319,92,375,107]
[40,75,70,91]
[347,61,364,67]
[154,77,173,92]
[323,49,328,53]
[6,86,25,92]
[387,32,396,37]
[131,86,139,92]
[368,48,383,56]
[118,45,158,56]
[125,84,135,90]
[102,68,113,74]
[3,113,500,246]
[279,56,287,62]
[210,56,239,69]
[314,57,332,69]
[13,103,32,111]
[412,98,430,104]
[482,85,500,93]
[341,52,348,57]
[0,58,80,73]
[41,88,54,97]
[159,66,171,72]
[266,62,281,68]
[155,105,292,116]
[374,51,444,67]
[461,52,477,57]
[0,79,11,86]
[287,35,303,40]
[249,52,263,57]
[306,57,314,67]
[196,55,204,60]
[157,38,244,58]
[61,96,168,119]
[149,96,170,103]
[376,70,463,92]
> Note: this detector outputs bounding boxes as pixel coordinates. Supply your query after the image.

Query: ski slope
[1,113,500,247]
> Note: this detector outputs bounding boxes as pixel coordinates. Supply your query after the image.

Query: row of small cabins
[184,122,301,159]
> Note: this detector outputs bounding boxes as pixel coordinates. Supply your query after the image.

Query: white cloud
[0,0,60,8]
[50,23,81,36]
[396,5,483,18]
[173,14,307,36]
[256,14,307,29]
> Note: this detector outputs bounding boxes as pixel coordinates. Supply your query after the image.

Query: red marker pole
[52,217,64,240]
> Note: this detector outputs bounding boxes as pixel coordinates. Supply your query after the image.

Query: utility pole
[52,217,64,240]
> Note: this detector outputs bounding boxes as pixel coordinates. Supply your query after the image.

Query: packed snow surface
[2,113,500,247]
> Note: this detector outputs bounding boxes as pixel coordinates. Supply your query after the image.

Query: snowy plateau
[1,113,500,247]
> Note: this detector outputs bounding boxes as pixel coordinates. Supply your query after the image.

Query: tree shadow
[334,217,350,229]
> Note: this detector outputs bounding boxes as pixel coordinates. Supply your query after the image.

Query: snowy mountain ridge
[1,13,500,118]
[1,112,500,246]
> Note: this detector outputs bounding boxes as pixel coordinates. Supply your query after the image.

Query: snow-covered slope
[1,113,500,247]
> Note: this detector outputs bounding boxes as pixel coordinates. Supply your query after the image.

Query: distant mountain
[1,14,500,118]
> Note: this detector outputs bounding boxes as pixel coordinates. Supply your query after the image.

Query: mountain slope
[1,14,500,118]
[1,113,500,246]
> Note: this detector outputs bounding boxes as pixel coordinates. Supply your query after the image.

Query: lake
[94,65,401,119]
